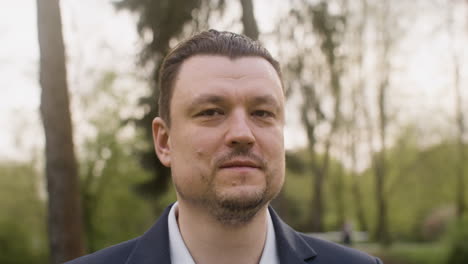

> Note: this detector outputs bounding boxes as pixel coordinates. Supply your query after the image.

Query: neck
[176,201,269,264]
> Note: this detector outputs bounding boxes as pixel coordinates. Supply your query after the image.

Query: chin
[214,185,268,213]
[218,184,265,201]
[212,189,268,226]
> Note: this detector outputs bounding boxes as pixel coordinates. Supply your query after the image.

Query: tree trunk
[446,1,467,218]
[453,42,466,219]
[334,166,346,229]
[240,0,259,40]
[374,153,390,245]
[351,175,369,231]
[374,58,391,245]
[36,0,86,262]
[351,0,369,233]
[372,0,393,245]
[454,64,466,219]
[311,165,326,231]
[374,61,390,245]
[301,96,327,232]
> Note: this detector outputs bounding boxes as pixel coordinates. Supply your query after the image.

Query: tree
[371,0,392,245]
[240,0,259,40]
[76,72,157,252]
[0,161,48,264]
[345,0,370,233]
[446,0,467,219]
[279,0,348,232]
[36,0,86,262]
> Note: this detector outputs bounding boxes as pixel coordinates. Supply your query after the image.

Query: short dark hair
[158,29,282,126]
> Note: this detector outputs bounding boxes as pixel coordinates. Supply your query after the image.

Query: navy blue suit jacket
[66,205,382,264]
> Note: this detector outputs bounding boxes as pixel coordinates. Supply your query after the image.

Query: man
[66,30,382,264]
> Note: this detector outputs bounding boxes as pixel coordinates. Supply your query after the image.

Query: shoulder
[269,207,382,263]
[64,204,174,264]
[297,232,382,264]
[64,237,139,264]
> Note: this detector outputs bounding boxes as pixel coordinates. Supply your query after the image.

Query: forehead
[177,55,281,82]
[172,55,283,99]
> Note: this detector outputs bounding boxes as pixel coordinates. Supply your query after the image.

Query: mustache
[214,148,266,169]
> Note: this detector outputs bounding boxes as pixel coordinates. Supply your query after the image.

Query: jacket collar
[125,204,317,264]
[269,207,317,263]
[125,205,172,264]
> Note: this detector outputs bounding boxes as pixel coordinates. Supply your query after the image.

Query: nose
[225,110,255,148]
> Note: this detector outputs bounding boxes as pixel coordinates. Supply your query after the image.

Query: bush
[0,162,48,264]
[421,206,455,242]
[446,217,468,264]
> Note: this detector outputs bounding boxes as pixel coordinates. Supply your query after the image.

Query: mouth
[219,159,262,170]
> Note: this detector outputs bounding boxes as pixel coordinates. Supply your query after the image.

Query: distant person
[66,30,382,264]
[342,221,353,245]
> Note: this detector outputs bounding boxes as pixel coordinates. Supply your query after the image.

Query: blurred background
[1,0,468,263]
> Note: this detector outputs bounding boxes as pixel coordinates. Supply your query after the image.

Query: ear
[152,117,171,167]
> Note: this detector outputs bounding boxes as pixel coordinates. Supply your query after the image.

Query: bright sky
[1,0,41,160]
[0,0,467,162]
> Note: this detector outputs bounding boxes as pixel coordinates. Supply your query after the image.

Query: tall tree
[372,0,396,245]
[36,0,86,262]
[292,1,347,232]
[240,0,259,40]
[447,0,466,218]
[346,0,370,232]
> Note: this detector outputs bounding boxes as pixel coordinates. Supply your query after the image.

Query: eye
[252,110,274,118]
[196,108,224,117]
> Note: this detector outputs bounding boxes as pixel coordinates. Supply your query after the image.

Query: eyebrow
[187,94,226,113]
[251,95,281,109]
[186,93,282,113]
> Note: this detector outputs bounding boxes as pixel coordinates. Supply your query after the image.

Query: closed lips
[219,160,260,168]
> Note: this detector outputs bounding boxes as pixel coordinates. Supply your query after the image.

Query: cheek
[195,147,206,158]
[189,129,222,159]
[259,128,284,155]
[170,130,216,176]
[258,128,285,176]
[172,127,210,156]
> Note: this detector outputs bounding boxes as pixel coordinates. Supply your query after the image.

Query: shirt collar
[168,202,279,264]
[168,202,196,264]
[259,206,279,264]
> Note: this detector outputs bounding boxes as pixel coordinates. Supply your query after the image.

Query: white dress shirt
[168,202,279,264]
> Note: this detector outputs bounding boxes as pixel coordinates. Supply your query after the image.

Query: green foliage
[385,140,461,241]
[446,217,468,264]
[421,206,455,242]
[348,124,466,242]
[283,149,354,232]
[0,161,48,264]
[77,72,166,252]
[84,137,169,249]
[364,242,448,264]
[80,136,157,251]
[282,124,467,244]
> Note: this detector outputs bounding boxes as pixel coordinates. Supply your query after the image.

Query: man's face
[154,55,285,224]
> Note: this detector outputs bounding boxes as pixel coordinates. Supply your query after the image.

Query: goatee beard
[207,148,270,226]
[209,189,268,226]
[174,146,280,226]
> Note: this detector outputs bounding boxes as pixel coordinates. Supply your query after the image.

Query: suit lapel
[125,205,173,264]
[124,205,318,264]
[269,207,318,264]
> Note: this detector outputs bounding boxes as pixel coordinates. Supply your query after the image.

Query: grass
[356,242,448,264]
